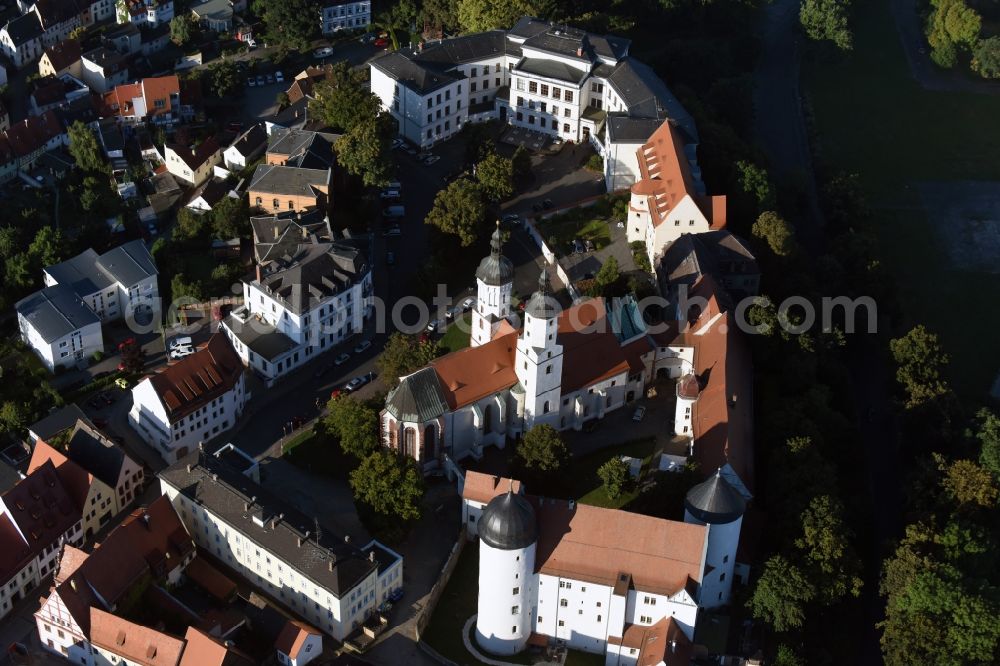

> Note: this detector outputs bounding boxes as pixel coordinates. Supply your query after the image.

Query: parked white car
[169,346,195,360]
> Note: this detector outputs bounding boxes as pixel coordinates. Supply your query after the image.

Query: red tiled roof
[609,617,692,666]
[2,111,62,158]
[89,607,185,666]
[179,626,254,666]
[28,439,94,510]
[432,330,519,410]
[462,470,522,504]
[532,498,707,596]
[0,460,80,583]
[141,75,180,117]
[54,545,88,584]
[183,556,236,601]
[275,619,321,659]
[147,334,243,420]
[101,82,142,117]
[630,120,725,230]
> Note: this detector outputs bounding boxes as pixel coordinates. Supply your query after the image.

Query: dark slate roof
[604,59,698,141]
[684,470,746,525]
[0,462,21,495]
[33,0,79,29]
[228,123,267,158]
[222,314,298,361]
[524,269,559,320]
[249,164,329,197]
[521,26,591,61]
[605,116,663,144]
[267,129,338,169]
[44,248,112,295]
[475,224,514,286]
[159,452,381,598]
[96,240,157,287]
[254,239,368,315]
[656,230,758,290]
[28,404,91,441]
[250,210,331,263]
[479,490,538,550]
[188,178,230,208]
[514,57,588,85]
[507,16,551,40]
[82,46,128,73]
[413,30,508,65]
[3,12,43,47]
[15,284,100,343]
[384,367,449,423]
[66,420,128,488]
[370,51,462,95]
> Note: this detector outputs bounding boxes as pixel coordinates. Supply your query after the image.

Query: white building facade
[16,285,104,371]
[319,0,369,34]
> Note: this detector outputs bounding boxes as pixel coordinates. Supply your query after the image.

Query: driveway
[503,143,606,217]
[558,218,636,285]
[366,481,461,666]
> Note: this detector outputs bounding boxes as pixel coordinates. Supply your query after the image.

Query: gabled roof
[89,608,185,666]
[431,330,519,410]
[250,210,331,263]
[370,51,462,95]
[266,129,337,168]
[249,164,329,198]
[3,110,63,157]
[461,470,523,505]
[187,178,230,208]
[33,0,79,30]
[146,334,243,421]
[0,460,81,583]
[609,617,692,666]
[82,46,128,74]
[227,123,267,158]
[66,420,132,488]
[46,240,157,296]
[384,367,450,423]
[253,239,367,314]
[28,404,91,441]
[45,39,83,73]
[180,627,255,666]
[657,230,757,293]
[166,137,220,171]
[15,284,100,343]
[2,12,43,47]
[275,620,321,659]
[533,497,707,596]
[28,439,94,510]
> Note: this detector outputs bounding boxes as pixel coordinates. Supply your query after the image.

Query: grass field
[439,314,472,354]
[802,0,1000,397]
[536,209,612,256]
[571,437,657,509]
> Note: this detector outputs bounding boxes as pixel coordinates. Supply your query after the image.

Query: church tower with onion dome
[471,221,514,348]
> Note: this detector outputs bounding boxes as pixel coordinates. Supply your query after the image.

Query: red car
[330,388,343,399]
[374,37,388,47]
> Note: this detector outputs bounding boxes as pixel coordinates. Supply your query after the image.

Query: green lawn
[802,0,1000,397]
[536,209,612,256]
[570,437,657,509]
[439,314,472,354]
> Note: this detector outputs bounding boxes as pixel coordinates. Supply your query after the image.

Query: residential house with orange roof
[89,607,185,666]
[465,480,710,660]
[128,333,248,463]
[33,495,195,662]
[164,137,221,186]
[0,110,67,179]
[0,460,83,622]
[179,626,255,666]
[100,75,184,126]
[380,227,706,471]
[275,619,322,666]
[625,119,728,269]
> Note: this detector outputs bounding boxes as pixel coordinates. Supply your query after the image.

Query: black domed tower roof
[524,268,559,319]
[684,469,746,525]
[475,221,514,286]
[478,489,538,550]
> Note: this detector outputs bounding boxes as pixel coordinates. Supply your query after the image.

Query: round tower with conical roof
[515,269,563,430]
[471,221,514,348]
[475,488,538,656]
[684,469,746,608]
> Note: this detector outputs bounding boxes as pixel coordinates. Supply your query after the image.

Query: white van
[169,336,193,351]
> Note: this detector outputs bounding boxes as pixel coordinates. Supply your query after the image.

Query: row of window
[515,79,576,103]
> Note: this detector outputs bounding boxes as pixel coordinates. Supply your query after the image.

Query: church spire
[524,268,558,319]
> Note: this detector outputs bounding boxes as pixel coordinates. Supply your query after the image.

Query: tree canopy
[926,0,982,69]
[475,152,515,201]
[972,36,1000,78]
[169,15,193,45]
[889,325,952,409]
[334,112,394,187]
[208,60,241,98]
[252,0,317,49]
[456,0,541,32]
[67,121,107,174]
[517,424,570,475]
[376,333,441,388]
[747,555,816,631]
[597,457,630,500]
[425,179,486,246]
[309,63,381,132]
[752,211,798,257]
[325,397,380,460]
[799,0,853,50]
[349,451,424,521]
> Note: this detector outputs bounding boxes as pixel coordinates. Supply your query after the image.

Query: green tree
[209,60,241,98]
[517,424,570,475]
[5,253,34,290]
[169,15,192,45]
[67,121,107,173]
[773,645,804,666]
[252,0,317,49]
[309,63,380,132]
[28,226,66,268]
[748,554,815,631]
[376,333,441,388]
[349,451,424,521]
[0,401,27,435]
[889,325,951,409]
[456,0,540,32]
[173,208,208,242]
[325,396,380,460]
[926,0,982,69]
[334,114,394,187]
[210,195,248,239]
[171,272,204,303]
[800,0,853,50]
[475,152,514,201]
[425,179,486,246]
[972,408,1000,478]
[421,0,460,35]
[735,160,774,209]
[752,211,798,257]
[794,495,864,603]
[971,36,1000,78]
[275,91,289,108]
[597,457,630,500]
[937,456,998,509]
[588,255,621,297]
[512,144,532,182]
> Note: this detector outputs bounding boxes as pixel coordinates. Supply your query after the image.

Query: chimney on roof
[369,550,375,562]
[576,47,583,57]
[343,535,350,543]
[198,441,204,453]
[186,463,192,473]
[328,559,334,572]
[256,263,262,284]
[211,473,218,482]
[271,517,278,529]
[730,393,738,407]
[670,639,677,653]
[70,579,77,591]
[568,499,575,510]
[142,513,150,529]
